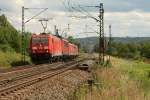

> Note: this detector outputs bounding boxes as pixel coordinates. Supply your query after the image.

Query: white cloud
[0,0,150,37]
[104,11,150,37]
[14,0,24,6]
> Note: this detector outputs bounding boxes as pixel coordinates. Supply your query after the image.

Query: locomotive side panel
[68,43,75,56]
[61,39,69,56]
[68,43,78,56]
[52,35,62,57]
[47,35,53,56]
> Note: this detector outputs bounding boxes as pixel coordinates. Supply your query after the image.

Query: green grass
[73,57,150,100]
[0,51,31,68]
[112,58,150,96]
[72,85,89,100]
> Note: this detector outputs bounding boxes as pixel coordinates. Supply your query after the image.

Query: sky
[0,0,150,38]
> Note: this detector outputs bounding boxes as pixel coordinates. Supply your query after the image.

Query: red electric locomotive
[61,39,69,58]
[68,43,78,57]
[30,33,62,62]
[29,33,78,62]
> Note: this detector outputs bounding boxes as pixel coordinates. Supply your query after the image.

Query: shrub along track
[0,59,91,100]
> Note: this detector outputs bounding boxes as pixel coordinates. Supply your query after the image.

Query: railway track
[0,60,81,87]
[0,62,63,87]
[0,59,85,98]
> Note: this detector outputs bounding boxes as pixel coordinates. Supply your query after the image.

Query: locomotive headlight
[46,50,49,53]
[32,50,36,53]
[44,46,48,49]
[32,47,37,50]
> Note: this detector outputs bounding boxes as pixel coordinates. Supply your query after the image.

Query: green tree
[67,36,80,48]
[0,15,21,52]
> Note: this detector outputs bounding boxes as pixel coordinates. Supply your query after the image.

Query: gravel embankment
[1,69,90,100]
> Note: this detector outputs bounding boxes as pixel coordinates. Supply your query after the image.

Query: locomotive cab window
[32,38,40,43]
[32,37,48,44]
[40,38,48,43]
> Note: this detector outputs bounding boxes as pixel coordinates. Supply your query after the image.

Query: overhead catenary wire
[87,26,99,34]
[25,8,48,24]
[77,5,100,22]
[21,7,48,63]
[67,2,106,62]
[60,0,100,38]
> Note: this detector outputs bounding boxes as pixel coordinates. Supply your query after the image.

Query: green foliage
[93,43,99,53]
[94,40,150,60]
[72,84,89,100]
[0,51,31,68]
[67,36,81,48]
[0,15,32,53]
[0,44,14,52]
[0,14,21,52]
[0,15,32,67]
[95,60,112,68]
[113,58,150,97]
[24,32,31,52]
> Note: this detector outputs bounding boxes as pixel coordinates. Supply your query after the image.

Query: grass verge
[73,57,150,100]
[0,51,31,68]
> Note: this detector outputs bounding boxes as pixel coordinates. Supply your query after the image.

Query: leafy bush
[0,51,31,68]
[0,44,14,52]
[0,15,21,52]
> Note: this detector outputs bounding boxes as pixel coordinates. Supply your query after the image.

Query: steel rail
[0,59,85,97]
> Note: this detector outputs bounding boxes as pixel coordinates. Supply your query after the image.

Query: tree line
[94,40,150,60]
[0,15,31,53]
[0,15,21,52]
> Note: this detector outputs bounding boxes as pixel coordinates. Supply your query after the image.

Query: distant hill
[76,37,150,52]
[110,37,150,43]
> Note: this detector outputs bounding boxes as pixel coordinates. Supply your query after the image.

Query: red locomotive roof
[31,33,53,38]
[31,33,77,48]
[61,38,69,42]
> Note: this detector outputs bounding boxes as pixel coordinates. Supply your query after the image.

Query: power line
[77,5,99,22]
[25,8,48,24]
[24,8,48,10]
[71,3,105,63]
[21,7,48,63]
[87,26,99,34]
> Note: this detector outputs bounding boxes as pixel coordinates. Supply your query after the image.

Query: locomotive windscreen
[32,37,48,44]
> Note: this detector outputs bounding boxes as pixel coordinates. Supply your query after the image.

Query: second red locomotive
[30,33,78,62]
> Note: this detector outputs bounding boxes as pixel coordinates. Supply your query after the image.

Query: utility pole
[108,25,112,61]
[64,24,70,38]
[109,25,112,46]
[54,25,57,34]
[54,25,59,36]
[22,6,25,63]
[68,24,70,31]
[99,3,105,63]
[65,24,70,38]
[69,3,105,62]
[61,24,70,38]
[21,7,48,63]
[85,24,89,38]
